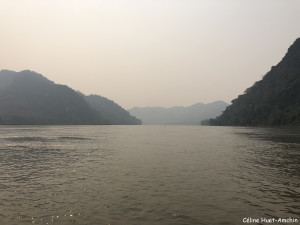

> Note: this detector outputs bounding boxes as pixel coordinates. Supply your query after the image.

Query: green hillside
[210,38,300,126]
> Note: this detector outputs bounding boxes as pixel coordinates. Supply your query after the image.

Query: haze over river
[0,126,299,225]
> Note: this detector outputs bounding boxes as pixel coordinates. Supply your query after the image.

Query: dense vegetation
[210,38,300,126]
[0,70,141,125]
[129,101,228,125]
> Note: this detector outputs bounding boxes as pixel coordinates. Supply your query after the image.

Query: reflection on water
[0,125,299,225]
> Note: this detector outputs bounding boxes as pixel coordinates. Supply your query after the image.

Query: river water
[0,125,299,225]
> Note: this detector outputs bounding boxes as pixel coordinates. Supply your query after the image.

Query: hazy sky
[1,0,300,109]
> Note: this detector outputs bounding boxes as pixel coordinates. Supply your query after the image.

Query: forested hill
[210,38,300,126]
[0,70,141,125]
[84,94,141,125]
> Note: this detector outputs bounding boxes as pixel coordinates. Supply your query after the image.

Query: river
[0,125,299,225]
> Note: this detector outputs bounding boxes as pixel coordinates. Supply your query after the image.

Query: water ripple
[0,126,299,225]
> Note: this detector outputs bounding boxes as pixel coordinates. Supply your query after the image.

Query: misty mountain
[129,101,228,125]
[210,38,300,126]
[84,94,141,125]
[0,70,140,125]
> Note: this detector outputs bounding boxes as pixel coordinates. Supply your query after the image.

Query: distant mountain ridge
[210,38,300,126]
[129,101,228,125]
[0,70,141,125]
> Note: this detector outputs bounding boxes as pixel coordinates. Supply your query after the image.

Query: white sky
[1,0,300,109]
